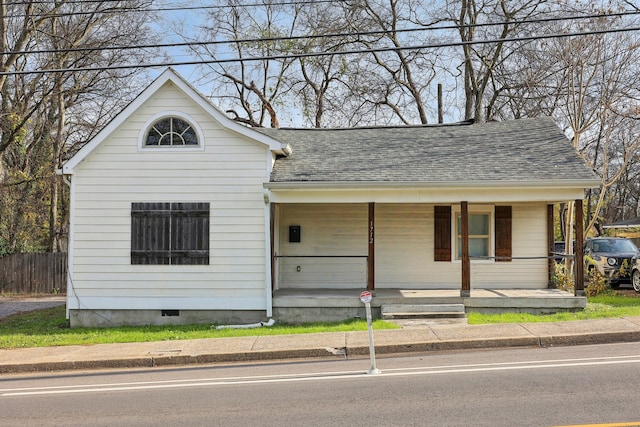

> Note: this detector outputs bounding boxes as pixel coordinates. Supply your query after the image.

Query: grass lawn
[1,292,639,349]
[0,306,398,349]
[467,293,640,324]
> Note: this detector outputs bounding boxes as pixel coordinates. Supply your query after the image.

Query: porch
[270,202,587,298]
[272,288,586,323]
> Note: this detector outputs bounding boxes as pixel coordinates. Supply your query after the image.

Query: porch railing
[470,253,577,289]
[275,255,369,289]
[275,253,576,291]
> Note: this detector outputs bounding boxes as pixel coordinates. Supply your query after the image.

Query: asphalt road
[2,342,640,426]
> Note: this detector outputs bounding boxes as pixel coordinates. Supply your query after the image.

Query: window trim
[452,205,495,263]
[138,111,205,152]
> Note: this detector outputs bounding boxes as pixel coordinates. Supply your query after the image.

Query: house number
[369,221,374,244]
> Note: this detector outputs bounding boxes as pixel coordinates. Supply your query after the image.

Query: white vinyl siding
[277,202,549,290]
[69,81,270,310]
[470,203,548,288]
[375,204,443,287]
[277,204,368,289]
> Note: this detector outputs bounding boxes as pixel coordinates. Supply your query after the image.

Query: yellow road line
[555,423,640,427]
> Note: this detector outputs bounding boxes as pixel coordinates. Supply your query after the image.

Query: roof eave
[264,179,601,190]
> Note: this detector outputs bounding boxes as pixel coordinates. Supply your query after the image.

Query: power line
[2,0,640,25]
[0,0,345,19]
[2,24,638,76]
[2,9,639,57]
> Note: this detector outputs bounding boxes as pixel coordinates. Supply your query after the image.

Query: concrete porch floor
[272,288,586,323]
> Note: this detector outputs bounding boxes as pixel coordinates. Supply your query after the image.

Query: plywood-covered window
[131,202,210,265]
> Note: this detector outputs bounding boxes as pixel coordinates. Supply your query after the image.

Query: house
[61,68,600,327]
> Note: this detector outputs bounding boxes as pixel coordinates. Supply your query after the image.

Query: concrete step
[381,303,466,320]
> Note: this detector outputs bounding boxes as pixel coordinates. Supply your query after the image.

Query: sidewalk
[2,316,640,374]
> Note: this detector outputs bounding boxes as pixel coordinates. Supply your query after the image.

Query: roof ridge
[272,119,475,131]
[265,116,550,131]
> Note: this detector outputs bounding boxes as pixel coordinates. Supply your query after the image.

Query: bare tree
[520,19,640,238]
[189,0,304,127]
[292,2,358,127]
[482,7,640,276]
[341,0,439,124]
[438,0,554,122]
[0,0,159,254]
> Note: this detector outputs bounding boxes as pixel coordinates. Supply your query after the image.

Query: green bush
[550,262,574,292]
[618,259,631,281]
[550,260,616,297]
[585,270,611,297]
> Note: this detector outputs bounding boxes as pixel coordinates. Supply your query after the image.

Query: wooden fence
[0,253,67,294]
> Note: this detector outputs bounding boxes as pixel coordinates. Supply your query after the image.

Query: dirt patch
[0,294,64,301]
[614,288,640,297]
[0,295,65,320]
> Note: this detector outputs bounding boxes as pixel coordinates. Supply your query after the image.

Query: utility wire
[1,9,639,57]
[2,0,639,23]
[1,24,638,76]
[1,0,345,18]
[4,0,337,6]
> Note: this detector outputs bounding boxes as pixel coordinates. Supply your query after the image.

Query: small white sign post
[359,290,381,375]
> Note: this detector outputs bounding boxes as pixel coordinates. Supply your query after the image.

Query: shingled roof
[258,117,598,185]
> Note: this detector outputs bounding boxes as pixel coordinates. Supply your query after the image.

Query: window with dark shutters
[434,206,452,262]
[433,205,512,262]
[131,202,209,265]
[494,206,512,262]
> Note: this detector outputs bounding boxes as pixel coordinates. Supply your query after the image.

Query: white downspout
[216,318,275,329]
[264,187,273,318]
[57,169,75,318]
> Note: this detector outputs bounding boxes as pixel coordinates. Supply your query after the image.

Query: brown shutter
[434,206,452,262]
[495,206,512,262]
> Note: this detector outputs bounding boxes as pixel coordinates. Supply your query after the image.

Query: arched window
[145,117,198,146]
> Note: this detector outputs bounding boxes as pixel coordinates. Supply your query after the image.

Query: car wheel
[633,269,640,293]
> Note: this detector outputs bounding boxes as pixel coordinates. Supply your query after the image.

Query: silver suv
[631,258,640,293]
[584,237,639,287]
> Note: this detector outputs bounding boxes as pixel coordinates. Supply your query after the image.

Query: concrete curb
[3,330,640,374]
[348,336,541,357]
[0,349,344,374]
[538,330,640,347]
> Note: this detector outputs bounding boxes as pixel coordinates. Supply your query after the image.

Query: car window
[611,239,638,252]
[593,239,638,253]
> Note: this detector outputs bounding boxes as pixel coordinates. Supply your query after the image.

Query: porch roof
[260,117,599,188]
